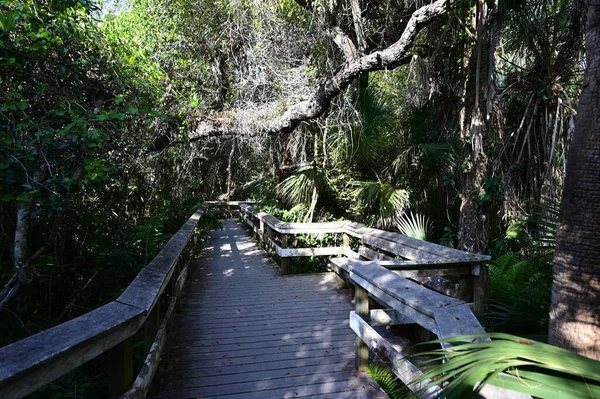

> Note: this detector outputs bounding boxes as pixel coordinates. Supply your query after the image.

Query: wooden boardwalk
[154,219,387,399]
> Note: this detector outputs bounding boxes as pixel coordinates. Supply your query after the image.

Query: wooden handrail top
[0,204,209,398]
[239,204,490,263]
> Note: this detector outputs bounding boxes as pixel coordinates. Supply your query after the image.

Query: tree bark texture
[226,137,236,201]
[189,0,447,140]
[457,0,495,254]
[548,0,600,360]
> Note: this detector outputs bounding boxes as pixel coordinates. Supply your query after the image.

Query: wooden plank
[362,234,446,262]
[0,302,144,399]
[281,233,289,274]
[350,312,441,398]
[369,309,413,326]
[171,371,367,398]
[331,259,461,316]
[161,353,355,380]
[156,375,384,399]
[169,333,354,355]
[154,219,385,399]
[433,303,485,342]
[117,208,206,312]
[279,246,343,257]
[359,245,395,261]
[168,344,353,369]
[162,360,354,389]
[181,319,351,341]
[108,337,133,398]
[172,339,355,363]
[355,285,370,372]
[363,228,490,263]
[473,263,489,316]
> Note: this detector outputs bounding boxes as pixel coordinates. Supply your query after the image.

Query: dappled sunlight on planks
[153,219,387,399]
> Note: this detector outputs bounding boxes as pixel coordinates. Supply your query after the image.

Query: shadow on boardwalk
[154,219,387,399]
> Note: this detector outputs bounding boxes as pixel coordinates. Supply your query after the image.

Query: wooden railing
[0,201,519,399]
[239,204,528,399]
[239,203,489,314]
[0,201,238,399]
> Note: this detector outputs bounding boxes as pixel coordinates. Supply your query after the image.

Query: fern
[486,251,552,332]
[367,363,412,399]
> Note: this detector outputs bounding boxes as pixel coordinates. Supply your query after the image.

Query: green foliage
[397,212,433,240]
[415,333,600,399]
[353,181,409,229]
[367,363,411,399]
[277,167,319,207]
[486,252,552,332]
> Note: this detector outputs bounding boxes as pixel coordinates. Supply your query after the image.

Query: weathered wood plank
[156,375,384,399]
[350,312,441,398]
[355,285,370,372]
[117,208,206,312]
[279,246,344,257]
[362,228,490,262]
[331,259,461,316]
[155,219,385,399]
[0,302,144,399]
[161,352,355,380]
[172,339,355,363]
[161,360,354,389]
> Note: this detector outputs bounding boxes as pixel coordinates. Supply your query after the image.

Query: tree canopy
[0,0,597,394]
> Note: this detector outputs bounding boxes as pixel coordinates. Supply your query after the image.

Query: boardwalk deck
[154,219,387,399]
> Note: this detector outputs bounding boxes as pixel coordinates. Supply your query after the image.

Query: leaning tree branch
[188,0,446,142]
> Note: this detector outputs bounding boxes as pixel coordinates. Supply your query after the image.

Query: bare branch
[188,0,446,141]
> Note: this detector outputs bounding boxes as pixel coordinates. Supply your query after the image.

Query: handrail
[238,205,526,399]
[0,202,215,399]
[0,201,492,398]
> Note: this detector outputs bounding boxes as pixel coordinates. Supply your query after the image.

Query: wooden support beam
[108,337,133,399]
[354,284,370,372]
[281,234,289,275]
[473,263,489,317]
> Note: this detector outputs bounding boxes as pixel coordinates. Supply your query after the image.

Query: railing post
[355,284,370,372]
[265,225,272,252]
[259,218,265,248]
[457,275,474,303]
[342,233,350,248]
[334,233,351,289]
[108,337,133,399]
[281,233,289,275]
[473,263,489,317]
[144,302,161,395]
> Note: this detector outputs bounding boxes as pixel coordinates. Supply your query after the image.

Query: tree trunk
[548,0,600,360]
[226,137,236,201]
[304,130,320,223]
[457,0,496,254]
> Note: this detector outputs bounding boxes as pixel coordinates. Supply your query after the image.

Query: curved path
[153,219,387,399]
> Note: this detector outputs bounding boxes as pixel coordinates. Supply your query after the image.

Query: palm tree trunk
[457,0,496,254]
[548,0,600,360]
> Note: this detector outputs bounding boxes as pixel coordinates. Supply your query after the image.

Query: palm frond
[353,181,409,229]
[276,167,318,207]
[397,212,432,240]
[413,333,600,399]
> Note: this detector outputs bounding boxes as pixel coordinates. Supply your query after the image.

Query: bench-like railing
[0,202,248,399]
[239,204,529,399]
[239,203,489,315]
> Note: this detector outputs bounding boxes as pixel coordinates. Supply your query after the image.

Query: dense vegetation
[1,0,598,395]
